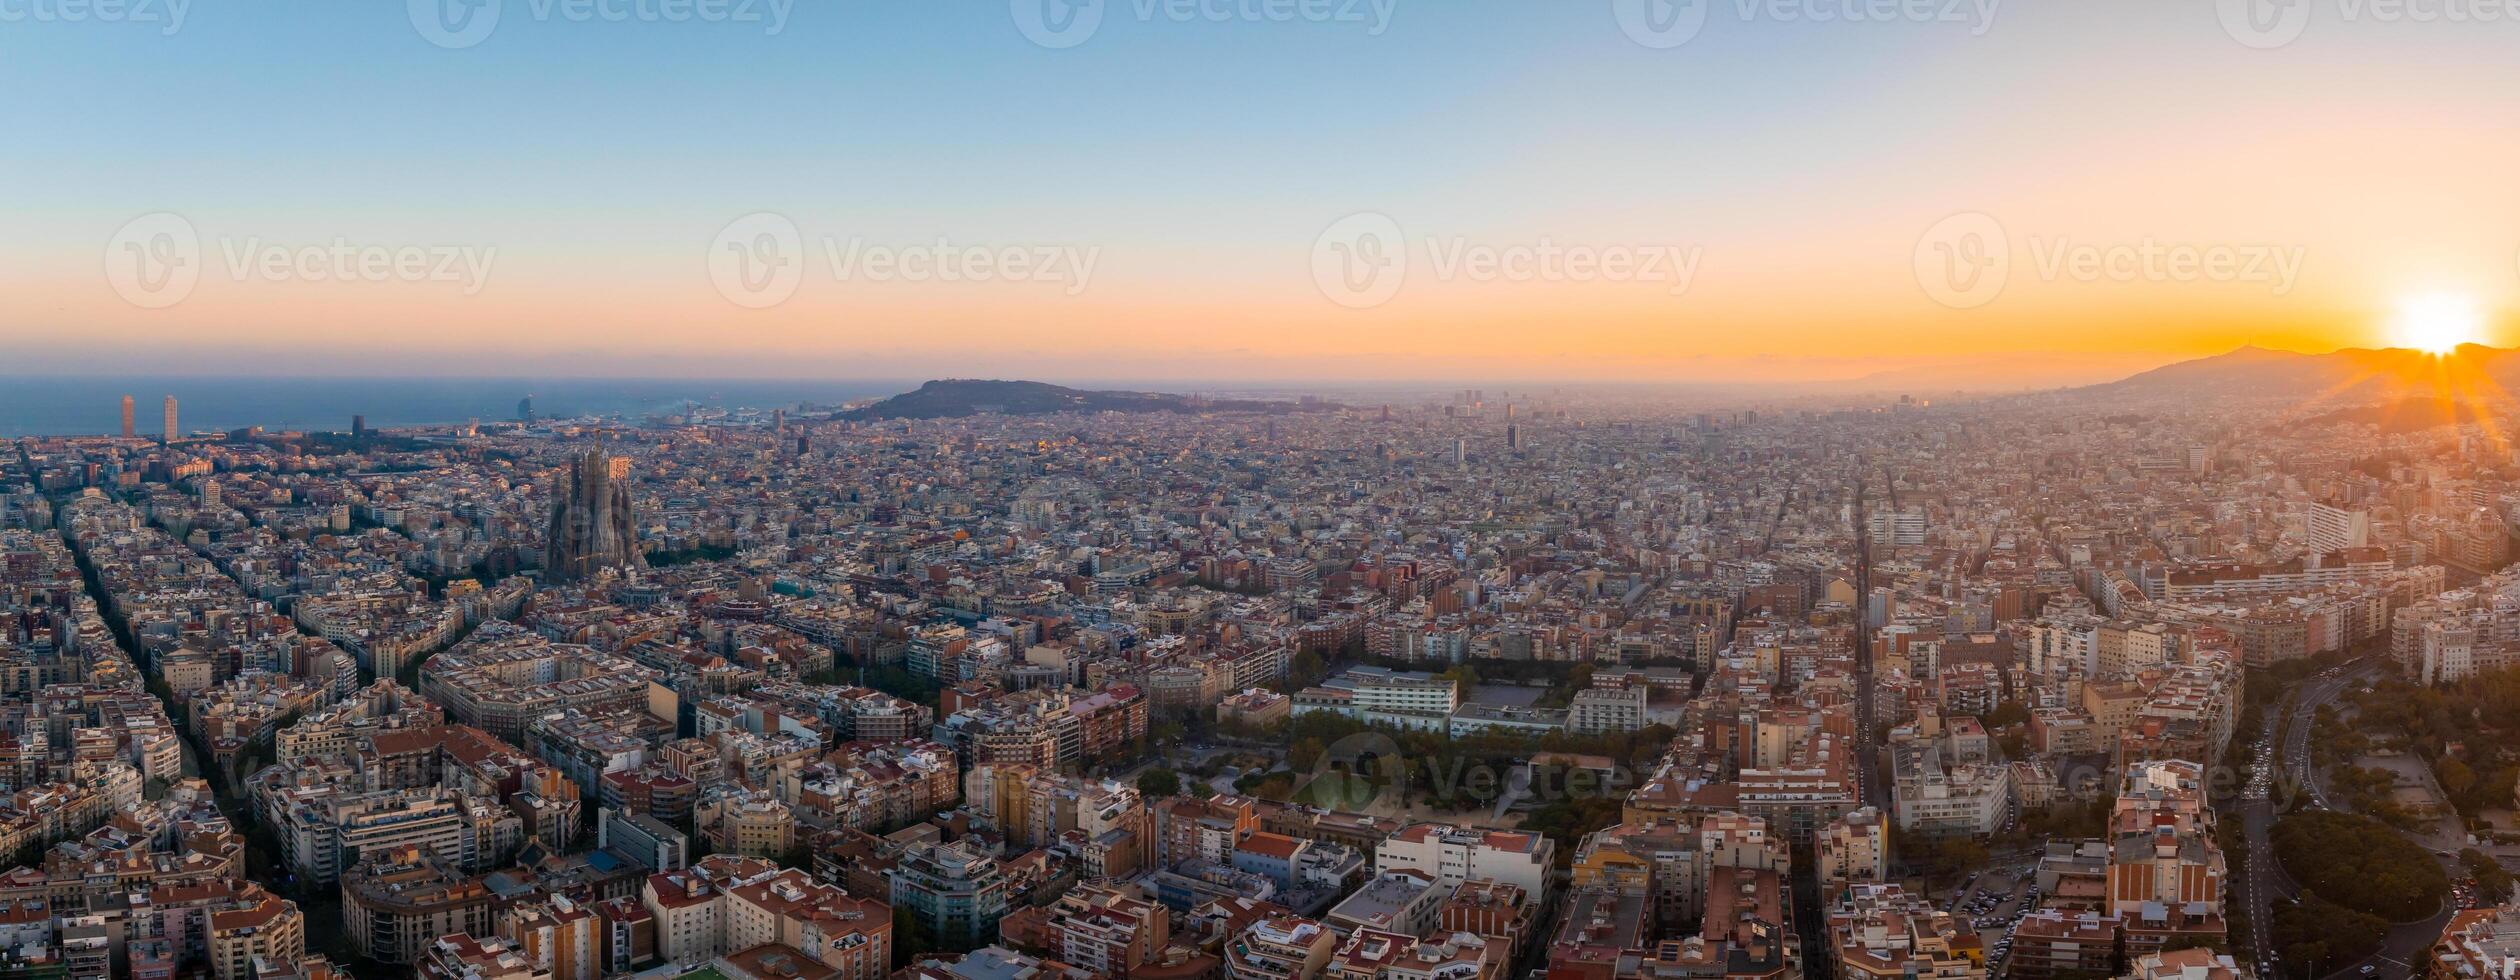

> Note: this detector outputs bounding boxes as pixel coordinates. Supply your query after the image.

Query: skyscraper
[544,450,641,582]
[518,395,535,423]
[162,396,178,444]
[120,396,134,438]
[352,415,366,439]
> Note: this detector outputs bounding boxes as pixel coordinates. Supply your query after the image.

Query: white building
[1868,509,1927,548]
[1567,686,1647,736]
[1374,823,1554,896]
[1889,742,2011,837]
[2307,503,2371,555]
[1291,667,1459,731]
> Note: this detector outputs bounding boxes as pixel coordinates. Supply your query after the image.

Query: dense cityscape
[20,0,2520,977]
[2,369,2517,980]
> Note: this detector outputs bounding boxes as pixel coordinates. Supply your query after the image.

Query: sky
[6,0,2520,388]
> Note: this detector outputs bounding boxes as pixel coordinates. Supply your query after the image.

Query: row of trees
[2270,810,2450,922]
[2262,809,2445,974]
[2268,895,2389,979]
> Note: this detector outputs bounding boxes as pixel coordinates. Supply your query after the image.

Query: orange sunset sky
[10,1,2520,387]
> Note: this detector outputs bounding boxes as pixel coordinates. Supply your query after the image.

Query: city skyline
[14,5,2520,979]
[13,2,2520,384]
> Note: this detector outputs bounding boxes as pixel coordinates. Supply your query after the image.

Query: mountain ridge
[840,379,1324,420]
[2087,343,2520,409]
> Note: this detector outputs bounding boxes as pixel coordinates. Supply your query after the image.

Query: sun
[2391,293,2487,355]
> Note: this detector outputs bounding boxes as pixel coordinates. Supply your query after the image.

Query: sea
[0,376,918,438]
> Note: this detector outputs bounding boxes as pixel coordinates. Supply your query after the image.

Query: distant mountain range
[841,379,1322,420]
[2088,344,2520,412]
[847,351,2520,429]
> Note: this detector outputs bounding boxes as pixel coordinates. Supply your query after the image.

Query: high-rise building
[352,414,367,438]
[342,847,498,965]
[1816,806,1889,892]
[2104,760,2228,954]
[120,395,135,438]
[207,885,306,980]
[162,395,178,444]
[1867,508,1927,548]
[891,839,1012,948]
[518,395,535,422]
[500,897,602,980]
[544,450,641,582]
[2308,502,2371,554]
[1506,423,1524,452]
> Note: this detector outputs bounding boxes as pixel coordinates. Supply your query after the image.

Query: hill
[840,380,1318,420]
[2083,343,2520,416]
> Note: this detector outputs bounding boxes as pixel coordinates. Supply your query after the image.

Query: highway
[1850,475,1882,809]
[2241,657,2463,980]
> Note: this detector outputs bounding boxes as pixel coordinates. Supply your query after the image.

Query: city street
[2244,656,2467,980]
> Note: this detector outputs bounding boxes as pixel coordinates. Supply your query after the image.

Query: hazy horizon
[15,2,2520,383]
[3,340,2500,392]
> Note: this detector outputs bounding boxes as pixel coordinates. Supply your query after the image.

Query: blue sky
[8,1,2520,382]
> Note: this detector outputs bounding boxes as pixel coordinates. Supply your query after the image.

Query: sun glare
[2391,294,2487,355]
